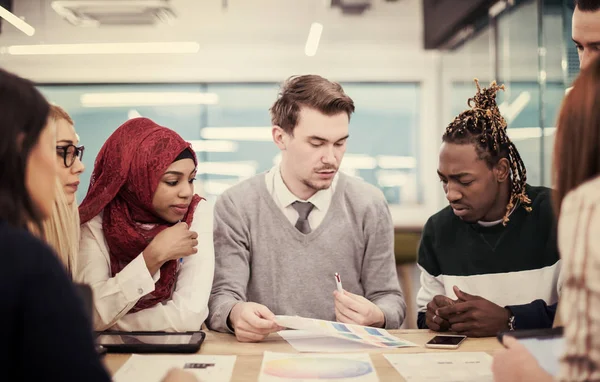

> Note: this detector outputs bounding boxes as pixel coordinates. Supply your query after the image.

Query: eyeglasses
[56,144,85,168]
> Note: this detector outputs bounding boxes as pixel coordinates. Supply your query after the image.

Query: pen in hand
[178,220,184,265]
[334,272,343,293]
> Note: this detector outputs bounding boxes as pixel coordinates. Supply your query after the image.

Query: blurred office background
[0,0,578,326]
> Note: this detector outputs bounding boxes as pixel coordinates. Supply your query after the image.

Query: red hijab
[79,118,202,312]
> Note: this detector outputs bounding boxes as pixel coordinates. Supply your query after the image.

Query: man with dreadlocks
[415,79,561,337]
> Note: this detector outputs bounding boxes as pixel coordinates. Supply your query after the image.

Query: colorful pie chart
[263,357,373,379]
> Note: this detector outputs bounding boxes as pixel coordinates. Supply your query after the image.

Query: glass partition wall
[39,82,422,208]
[441,0,575,189]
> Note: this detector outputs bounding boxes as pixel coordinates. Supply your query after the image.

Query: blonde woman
[43,105,85,276]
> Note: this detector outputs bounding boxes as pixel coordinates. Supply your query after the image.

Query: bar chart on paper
[274,315,417,350]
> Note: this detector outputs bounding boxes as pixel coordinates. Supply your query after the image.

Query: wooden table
[104,329,502,381]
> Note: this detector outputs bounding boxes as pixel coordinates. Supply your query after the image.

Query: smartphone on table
[425,334,467,349]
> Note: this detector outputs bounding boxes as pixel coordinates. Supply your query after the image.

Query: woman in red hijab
[77,118,214,332]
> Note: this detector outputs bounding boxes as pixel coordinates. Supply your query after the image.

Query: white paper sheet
[259,351,379,382]
[274,315,417,349]
[113,354,237,382]
[279,330,388,352]
[384,352,493,382]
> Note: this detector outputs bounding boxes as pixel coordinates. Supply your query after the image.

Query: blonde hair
[42,178,80,276]
[42,104,80,277]
[49,104,74,125]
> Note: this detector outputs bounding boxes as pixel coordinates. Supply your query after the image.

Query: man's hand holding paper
[228,302,284,343]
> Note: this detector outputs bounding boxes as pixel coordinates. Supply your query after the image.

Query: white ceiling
[2,0,422,47]
[0,0,434,82]
[0,0,566,83]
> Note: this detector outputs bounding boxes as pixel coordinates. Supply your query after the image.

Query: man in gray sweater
[207,75,406,342]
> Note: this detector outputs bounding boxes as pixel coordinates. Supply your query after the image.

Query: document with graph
[274,315,417,349]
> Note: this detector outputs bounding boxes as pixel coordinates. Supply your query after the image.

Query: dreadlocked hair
[443,79,531,225]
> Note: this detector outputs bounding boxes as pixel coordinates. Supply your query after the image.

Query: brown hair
[553,57,600,216]
[443,79,531,225]
[574,0,600,12]
[49,104,74,125]
[270,75,355,135]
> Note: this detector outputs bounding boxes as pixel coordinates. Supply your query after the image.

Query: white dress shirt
[77,201,214,332]
[264,165,338,230]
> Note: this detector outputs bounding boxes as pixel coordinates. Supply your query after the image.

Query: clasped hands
[426,286,511,337]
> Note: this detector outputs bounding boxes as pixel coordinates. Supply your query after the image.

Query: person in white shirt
[208,75,405,342]
[77,117,214,332]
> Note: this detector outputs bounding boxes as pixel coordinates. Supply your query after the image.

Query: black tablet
[496,327,564,376]
[95,331,205,353]
[497,327,563,344]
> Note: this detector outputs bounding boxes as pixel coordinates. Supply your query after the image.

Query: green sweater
[416,184,561,330]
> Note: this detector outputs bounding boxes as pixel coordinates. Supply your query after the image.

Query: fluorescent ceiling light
[488,0,507,18]
[274,153,378,171]
[339,168,360,178]
[201,127,272,142]
[7,42,199,55]
[81,92,218,107]
[127,109,142,119]
[377,155,416,169]
[203,180,239,195]
[0,6,35,36]
[340,154,377,170]
[196,161,258,177]
[498,91,531,124]
[305,22,323,57]
[188,140,239,153]
[376,170,409,187]
[507,127,556,141]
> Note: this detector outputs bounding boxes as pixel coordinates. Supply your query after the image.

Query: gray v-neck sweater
[207,172,406,331]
